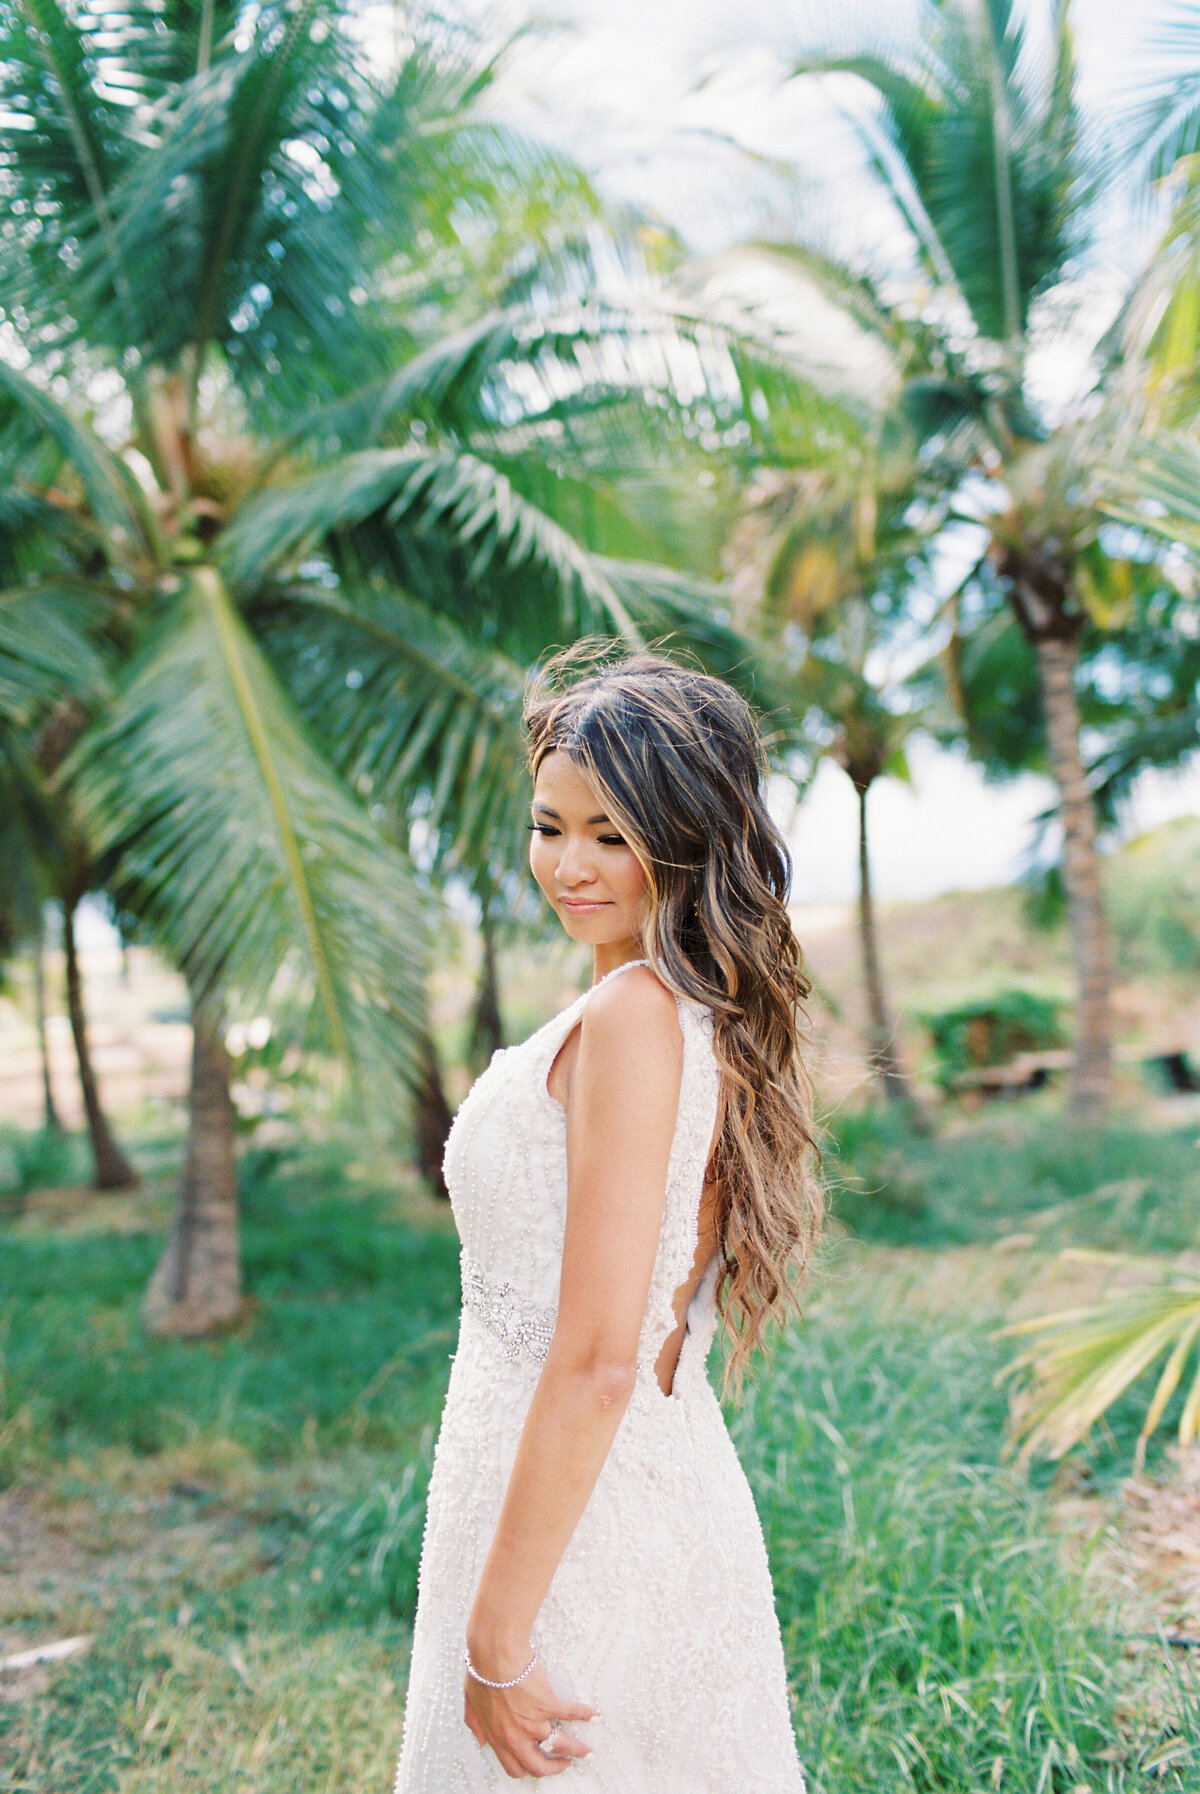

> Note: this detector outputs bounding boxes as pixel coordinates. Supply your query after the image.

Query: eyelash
[527,824,627,847]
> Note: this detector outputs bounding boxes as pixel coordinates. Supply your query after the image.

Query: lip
[557,898,611,913]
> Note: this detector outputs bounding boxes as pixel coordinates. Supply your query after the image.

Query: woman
[393,650,822,1790]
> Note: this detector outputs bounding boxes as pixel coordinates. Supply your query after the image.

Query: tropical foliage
[725,410,942,1105]
[731,0,1200,1121]
[0,0,767,1328]
[1004,1267,1200,1473]
[2,0,1199,1478]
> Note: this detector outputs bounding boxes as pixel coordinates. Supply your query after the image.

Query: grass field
[825,1103,1200,1255]
[2,1118,1200,1792]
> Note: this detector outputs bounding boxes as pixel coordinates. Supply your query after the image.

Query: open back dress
[393,959,806,1792]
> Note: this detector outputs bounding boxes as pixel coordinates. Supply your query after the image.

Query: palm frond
[787,0,1085,347]
[292,310,532,450]
[1,0,120,218]
[1090,705,1200,823]
[0,358,158,558]
[786,45,957,291]
[1111,173,1200,400]
[290,304,717,453]
[483,419,744,574]
[0,581,113,725]
[1115,432,1200,548]
[220,446,644,648]
[1002,1274,1200,1470]
[43,0,422,396]
[0,0,178,344]
[68,565,428,1089]
[719,242,911,363]
[594,556,813,769]
[183,0,397,402]
[1121,7,1200,183]
[3,0,559,396]
[258,578,532,884]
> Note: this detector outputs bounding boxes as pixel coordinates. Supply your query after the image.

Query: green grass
[0,1149,459,1473]
[2,1129,1199,1790]
[0,1127,89,1207]
[0,1120,191,1210]
[826,1105,1200,1254]
[0,1146,457,1791]
[742,1291,1200,1790]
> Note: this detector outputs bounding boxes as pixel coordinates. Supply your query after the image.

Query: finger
[463,1703,485,1746]
[511,1737,565,1779]
[559,1700,599,1724]
[542,1729,592,1761]
[494,1742,529,1779]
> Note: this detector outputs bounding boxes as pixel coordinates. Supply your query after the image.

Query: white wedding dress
[393,960,806,1792]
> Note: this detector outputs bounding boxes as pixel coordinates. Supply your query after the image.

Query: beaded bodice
[442,958,722,1382]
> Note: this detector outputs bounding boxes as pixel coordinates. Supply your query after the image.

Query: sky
[470,0,1182,253]
[458,0,1200,905]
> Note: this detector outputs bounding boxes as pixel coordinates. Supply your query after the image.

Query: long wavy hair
[523,644,822,1388]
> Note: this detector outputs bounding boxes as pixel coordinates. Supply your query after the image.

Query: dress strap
[537,959,655,1093]
[582,959,715,1025]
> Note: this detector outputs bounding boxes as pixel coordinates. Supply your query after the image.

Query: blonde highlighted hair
[524,644,822,1388]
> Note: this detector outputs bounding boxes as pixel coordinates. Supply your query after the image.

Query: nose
[556,834,597,888]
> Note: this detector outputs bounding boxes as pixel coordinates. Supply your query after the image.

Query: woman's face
[529,751,648,954]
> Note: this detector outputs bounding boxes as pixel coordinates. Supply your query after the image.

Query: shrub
[921,989,1066,1089]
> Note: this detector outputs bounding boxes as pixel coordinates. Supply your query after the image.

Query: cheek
[528,833,554,891]
[617,854,649,907]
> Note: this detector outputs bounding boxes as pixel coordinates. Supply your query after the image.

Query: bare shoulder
[579,966,682,1066]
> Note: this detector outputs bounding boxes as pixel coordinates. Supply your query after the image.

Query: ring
[538,1727,559,1757]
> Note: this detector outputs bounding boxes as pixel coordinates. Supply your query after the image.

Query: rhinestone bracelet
[463,1644,539,1689]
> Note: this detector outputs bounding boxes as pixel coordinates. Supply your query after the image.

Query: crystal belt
[460,1254,555,1365]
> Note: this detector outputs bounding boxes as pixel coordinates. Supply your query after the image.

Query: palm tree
[1000,431,1200,1469]
[757,0,1191,1119]
[727,446,935,1107]
[0,742,66,1139]
[32,921,66,1138]
[0,609,136,1183]
[0,0,774,1328]
[982,6,1200,1467]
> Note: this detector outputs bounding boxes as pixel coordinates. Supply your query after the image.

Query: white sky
[465,0,1200,903]
[781,747,1200,906]
[473,0,1182,252]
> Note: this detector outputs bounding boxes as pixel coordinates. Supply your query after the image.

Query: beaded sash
[460,1253,555,1365]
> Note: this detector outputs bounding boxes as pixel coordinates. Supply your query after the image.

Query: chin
[556,909,625,942]
[558,915,604,940]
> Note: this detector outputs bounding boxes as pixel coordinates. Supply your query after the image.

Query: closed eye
[527,823,627,847]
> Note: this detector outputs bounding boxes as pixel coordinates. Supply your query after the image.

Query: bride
[393,650,822,1790]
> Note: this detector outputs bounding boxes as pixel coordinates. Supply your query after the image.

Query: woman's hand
[463,1656,596,1779]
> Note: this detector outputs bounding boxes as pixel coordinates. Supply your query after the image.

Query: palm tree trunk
[1035,634,1112,1119]
[62,898,138,1189]
[413,1030,453,1199]
[34,924,65,1135]
[855,781,914,1107]
[143,993,245,1335]
[467,909,504,1075]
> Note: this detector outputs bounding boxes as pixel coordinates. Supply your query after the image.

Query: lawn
[2,1120,1199,1791]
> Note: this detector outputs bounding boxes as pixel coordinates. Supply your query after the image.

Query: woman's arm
[463,967,683,1777]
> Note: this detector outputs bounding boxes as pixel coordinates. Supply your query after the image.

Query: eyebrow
[532,803,611,825]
